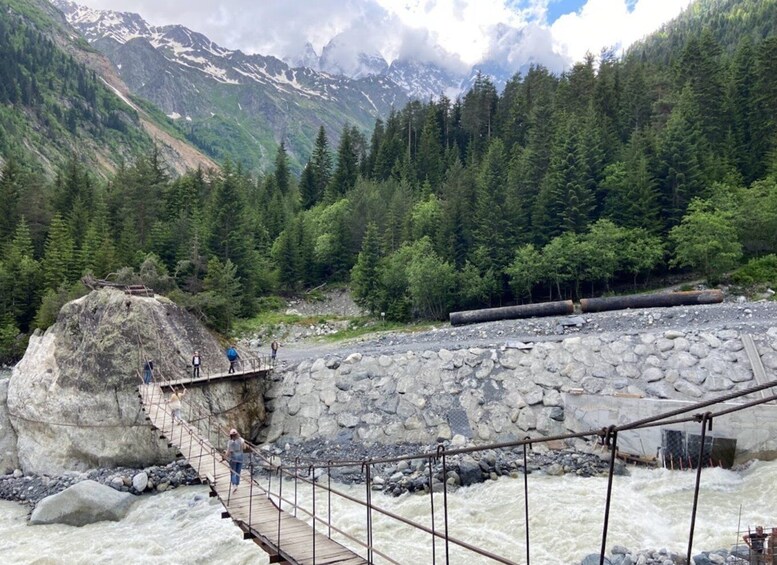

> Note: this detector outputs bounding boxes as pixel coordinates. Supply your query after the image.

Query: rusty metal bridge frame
[138,366,777,565]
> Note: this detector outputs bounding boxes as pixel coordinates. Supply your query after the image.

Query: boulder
[132,471,149,492]
[457,457,483,487]
[582,555,611,565]
[30,480,135,526]
[8,289,266,474]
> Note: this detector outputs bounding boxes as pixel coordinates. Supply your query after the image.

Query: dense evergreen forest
[2,0,777,363]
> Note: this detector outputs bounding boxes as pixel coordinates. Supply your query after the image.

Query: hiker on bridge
[225,428,245,493]
[271,340,280,365]
[191,351,201,378]
[226,345,239,373]
[169,389,185,422]
[745,525,769,564]
[143,359,154,384]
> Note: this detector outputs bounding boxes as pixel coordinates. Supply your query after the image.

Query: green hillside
[0,0,213,177]
[2,0,777,365]
[633,0,777,60]
[0,0,148,174]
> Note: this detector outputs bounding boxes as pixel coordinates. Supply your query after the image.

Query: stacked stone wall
[263,328,777,448]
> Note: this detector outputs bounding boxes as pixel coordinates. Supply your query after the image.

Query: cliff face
[6,289,265,474]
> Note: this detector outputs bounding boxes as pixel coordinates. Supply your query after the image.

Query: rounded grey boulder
[30,480,135,526]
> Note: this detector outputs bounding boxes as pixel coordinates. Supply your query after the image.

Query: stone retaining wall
[262,328,777,456]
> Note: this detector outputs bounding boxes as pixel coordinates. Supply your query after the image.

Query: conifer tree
[753,36,777,177]
[273,223,301,292]
[730,38,758,182]
[274,142,290,195]
[351,222,382,313]
[461,73,498,158]
[657,87,706,228]
[308,125,332,206]
[0,158,24,245]
[202,257,242,332]
[678,32,726,150]
[416,108,444,189]
[603,130,660,231]
[473,138,511,271]
[533,117,594,241]
[299,164,317,210]
[1,219,42,331]
[42,213,76,289]
[326,126,359,200]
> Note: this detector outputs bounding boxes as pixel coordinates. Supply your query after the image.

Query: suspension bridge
[136,355,777,565]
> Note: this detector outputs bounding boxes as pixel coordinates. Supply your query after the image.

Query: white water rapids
[1,460,775,564]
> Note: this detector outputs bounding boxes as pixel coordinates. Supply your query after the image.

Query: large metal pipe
[580,290,723,313]
[449,300,574,326]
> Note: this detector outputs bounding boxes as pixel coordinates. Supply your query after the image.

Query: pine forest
[2,0,777,362]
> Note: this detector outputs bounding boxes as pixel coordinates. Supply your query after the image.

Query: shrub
[731,255,777,286]
[34,282,88,330]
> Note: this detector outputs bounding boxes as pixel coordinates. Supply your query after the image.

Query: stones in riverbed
[30,480,135,526]
[268,438,622,497]
[0,459,201,507]
[577,546,743,565]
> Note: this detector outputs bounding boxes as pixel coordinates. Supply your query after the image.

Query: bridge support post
[686,413,713,564]
[599,426,618,565]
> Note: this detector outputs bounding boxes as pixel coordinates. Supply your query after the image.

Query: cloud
[74,0,691,76]
[549,0,693,63]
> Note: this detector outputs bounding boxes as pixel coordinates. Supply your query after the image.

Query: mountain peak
[319,34,388,79]
[286,42,320,70]
[51,0,152,44]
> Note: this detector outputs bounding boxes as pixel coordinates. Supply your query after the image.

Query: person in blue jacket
[143,359,154,383]
[226,345,239,373]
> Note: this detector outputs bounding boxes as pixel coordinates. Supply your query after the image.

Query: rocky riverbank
[0,459,201,508]
[258,437,626,496]
[578,544,752,564]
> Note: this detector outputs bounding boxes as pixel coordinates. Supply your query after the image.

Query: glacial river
[1,459,774,564]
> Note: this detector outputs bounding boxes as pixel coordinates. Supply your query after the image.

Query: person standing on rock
[191,351,201,378]
[226,345,239,373]
[225,428,245,493]
[271,340,279,365]
[143,359,154,384]
[168,389,185,422]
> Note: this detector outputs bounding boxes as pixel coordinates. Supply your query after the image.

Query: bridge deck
[159,366,271,389]
[139,383,366,565]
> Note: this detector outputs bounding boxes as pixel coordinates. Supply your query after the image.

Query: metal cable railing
[132,316,777,565]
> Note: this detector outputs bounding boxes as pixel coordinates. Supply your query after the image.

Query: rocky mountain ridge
[52,0,409,172]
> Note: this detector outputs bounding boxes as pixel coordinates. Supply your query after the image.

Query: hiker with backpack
[226,345,239,373]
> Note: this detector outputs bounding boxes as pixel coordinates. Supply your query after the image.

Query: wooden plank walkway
[159,366,271,389]
[139,383,366,565]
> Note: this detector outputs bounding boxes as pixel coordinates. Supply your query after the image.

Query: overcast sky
[74,0,693,73]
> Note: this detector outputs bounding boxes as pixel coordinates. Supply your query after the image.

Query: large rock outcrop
[29,479,135,526]
[7,289,266,474]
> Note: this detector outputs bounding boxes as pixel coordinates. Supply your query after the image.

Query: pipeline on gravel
[449,300,574,326]
[580,289,724,313]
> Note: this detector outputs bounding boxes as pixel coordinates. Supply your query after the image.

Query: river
[1,459,774,564]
